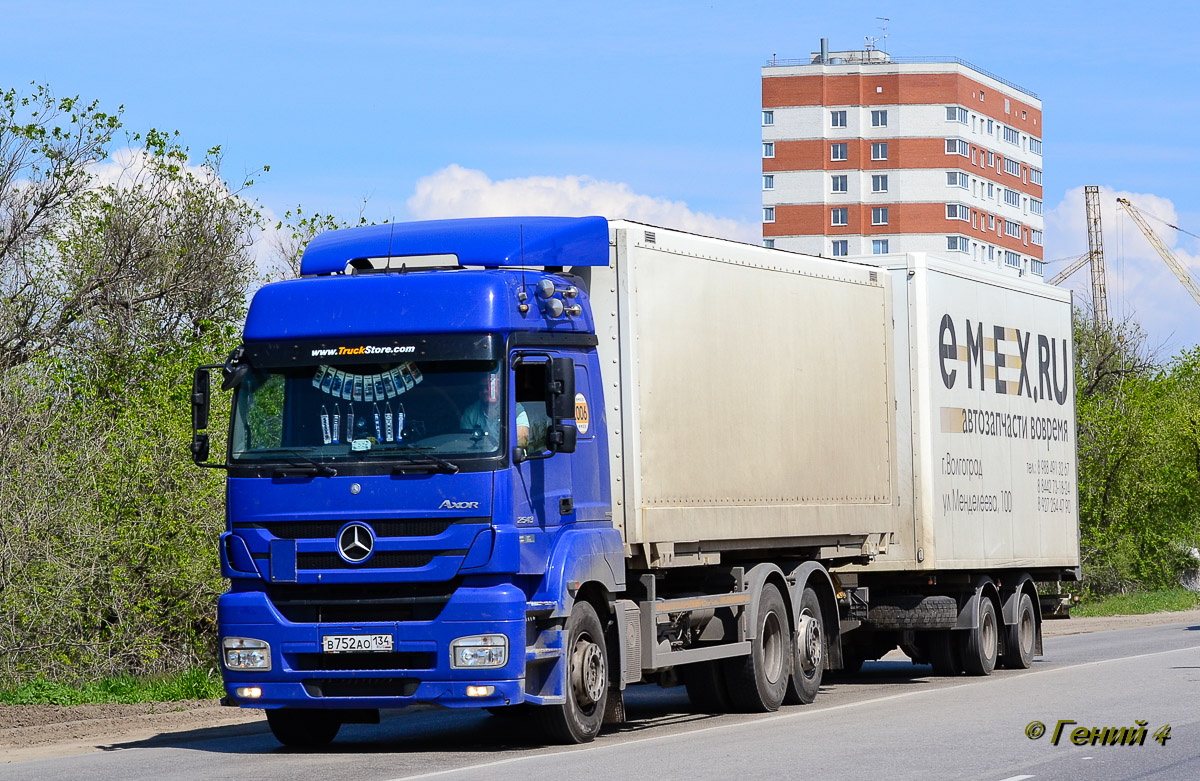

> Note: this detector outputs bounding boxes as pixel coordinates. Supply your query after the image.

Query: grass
[1073,588,1200,618]
[0,667,223,706]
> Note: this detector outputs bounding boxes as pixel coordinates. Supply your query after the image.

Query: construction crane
[1048,251,1090,285]
[1085,185,1109,325]
[1116,198,1200,309]
[1047,185,1108,326]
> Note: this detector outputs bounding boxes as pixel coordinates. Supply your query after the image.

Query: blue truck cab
[192,216,626,745]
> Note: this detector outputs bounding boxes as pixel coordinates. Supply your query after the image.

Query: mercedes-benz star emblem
[337,522,375,564]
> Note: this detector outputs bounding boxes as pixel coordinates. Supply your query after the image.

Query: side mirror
[191,365,227,470]
[548,423,577,455]
[546,357,576,420]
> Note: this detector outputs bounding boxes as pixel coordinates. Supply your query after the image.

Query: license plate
[322,634,393,653]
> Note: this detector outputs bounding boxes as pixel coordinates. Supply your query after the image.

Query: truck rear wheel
[926,630,961,676]
[723,583,788,712]
[535,600,607,744]
[783,586,825,705]
[1002,592,1036,669]
[683,659,732,712]
[960,596,999,675]
[265,708,340,747]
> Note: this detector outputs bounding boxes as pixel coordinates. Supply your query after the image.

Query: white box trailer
[573,223,1078,695]
[581,223,1078,573]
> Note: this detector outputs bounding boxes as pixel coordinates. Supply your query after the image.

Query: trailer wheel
[266,708,340,747]
[960,596,999,676]
[783,586,825,705]
[723,583,789,712]
[1002,592,1036,669]
[926,631,961,676]
[682,660,731,713]
[535,600,607,744]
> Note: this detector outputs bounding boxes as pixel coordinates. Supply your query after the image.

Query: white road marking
[996,775,1035,781]
[383,643,1200,781]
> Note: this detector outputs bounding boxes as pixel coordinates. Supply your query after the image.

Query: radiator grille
[302,678,419,698]
[288,652,435,672]
[236,517,486,540]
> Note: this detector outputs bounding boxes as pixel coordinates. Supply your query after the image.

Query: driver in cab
[460,373,537,447]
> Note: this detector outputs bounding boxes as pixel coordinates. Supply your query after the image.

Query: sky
[4,0,1200,350]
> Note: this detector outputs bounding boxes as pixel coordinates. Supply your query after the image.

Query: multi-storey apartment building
[762,42,1044,278]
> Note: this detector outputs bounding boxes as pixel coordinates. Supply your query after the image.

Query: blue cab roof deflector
[299,216,610,276]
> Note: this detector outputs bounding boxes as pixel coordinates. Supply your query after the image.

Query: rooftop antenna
[865,17,889,51]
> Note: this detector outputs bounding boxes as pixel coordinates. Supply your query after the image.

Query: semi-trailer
[191,216,1079,746]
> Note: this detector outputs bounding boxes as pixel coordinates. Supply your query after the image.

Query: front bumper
[219,580,528,710]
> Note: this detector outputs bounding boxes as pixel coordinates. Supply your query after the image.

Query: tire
[683,659,732,712]
[837,649,865,676]
[926,630,961,676]
[534,600,608,743]
[723,583,789,712]
[265,708,341,747]
[960,595,999,676]
[866,595,958,630]
[1002,592,1036,670]
[783,586,825,705]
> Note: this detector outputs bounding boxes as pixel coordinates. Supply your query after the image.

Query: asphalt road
[5,619,1199,781]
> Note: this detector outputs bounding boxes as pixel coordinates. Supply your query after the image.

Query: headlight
[450,634,508,669]
[222,637,272,671]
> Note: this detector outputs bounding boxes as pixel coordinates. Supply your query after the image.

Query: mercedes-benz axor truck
[190,216,1080,746]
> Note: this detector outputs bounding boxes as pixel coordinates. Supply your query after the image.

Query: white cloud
[1044,185,1200,353]
[405,164,759,244]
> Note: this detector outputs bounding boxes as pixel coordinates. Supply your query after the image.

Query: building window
[1004,250,1021,268]
[987,182,994,198]
[763,239,775,248]
[1031,229,1043,246]
[831,143,848,161]
[1004,98,1011,114]
[945,138,969,157]
[946,203,971,221]
[872,207,889,225]
[1003,126,1020,145]
[1028,136,1042,155]
[988,245,995,261]
[1004,158,1021,176]
[1031,258,1044,276]
[831,110,847,128]
[947,236,970,253]
[1030,167,1043,185]
[1004,220,1022,239]
[763,174,774,190]
[831,174,848,192]
[987,151,995,166]
[872,174,888,192]
[763,207,775,223]
[762,110,774,126]
[988,215,995,230]
[832,240,848,257]
[871,109,888,127]
[986,119,994,135]
[763,142,774,158]
[946,171,969,189]
[871,142,888,160]
[872,239,889,255]
[1022,110,1027,120]
[980,90,986,101]
[1030,197,1043,215]
[831,208,848,226]
[946,106,968,124]
[1003,188,1021,208]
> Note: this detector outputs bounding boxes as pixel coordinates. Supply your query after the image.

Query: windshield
[230,359,505,466]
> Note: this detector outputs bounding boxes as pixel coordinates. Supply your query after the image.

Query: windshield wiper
[271,451,337,477]
[390,452,460,475]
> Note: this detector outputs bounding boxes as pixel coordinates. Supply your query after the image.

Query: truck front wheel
[536,600,608,744]
[266,708,340,747]
[723,583,789,712]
